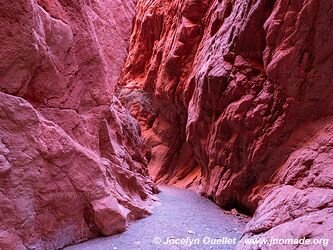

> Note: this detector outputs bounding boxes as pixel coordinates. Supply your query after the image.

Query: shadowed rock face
[119,0,333,246]
[0,0,157,249]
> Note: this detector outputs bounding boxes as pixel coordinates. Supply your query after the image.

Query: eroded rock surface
[119,0,333,247]
[0,0,157,249]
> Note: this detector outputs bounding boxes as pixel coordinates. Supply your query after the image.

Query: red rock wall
[119,0,333,246]
[0,0,157,249]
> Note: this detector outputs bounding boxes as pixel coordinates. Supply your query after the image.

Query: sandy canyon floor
[66,186,248,250]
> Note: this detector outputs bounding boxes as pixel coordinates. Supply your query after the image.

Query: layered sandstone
[119,0,333,247]
[0,0,157,249]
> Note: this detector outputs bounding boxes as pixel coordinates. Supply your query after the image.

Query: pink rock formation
[0,0,157,249]
[2,0,332,248]
[119,0,333,247]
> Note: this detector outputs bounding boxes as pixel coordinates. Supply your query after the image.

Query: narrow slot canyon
[0,0,332,250]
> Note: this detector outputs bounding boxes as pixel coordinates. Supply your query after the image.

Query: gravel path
[65,186,249,250]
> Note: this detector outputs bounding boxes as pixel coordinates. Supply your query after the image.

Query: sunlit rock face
[119,0,333,246]
[0,0,157,249]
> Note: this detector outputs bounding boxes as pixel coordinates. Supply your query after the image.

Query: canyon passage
[0,0,332,250]
[65,186,248,250]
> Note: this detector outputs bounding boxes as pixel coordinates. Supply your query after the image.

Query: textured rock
[91,196,130,236]
[0,0,157,249]
[119,0,333,247]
